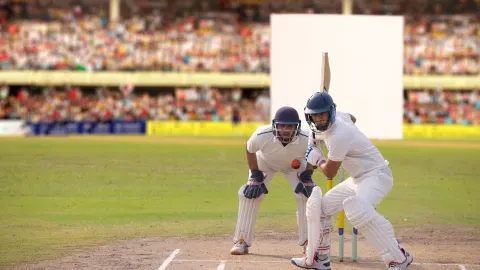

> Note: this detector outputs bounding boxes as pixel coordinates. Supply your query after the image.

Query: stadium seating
[0,0,478,125]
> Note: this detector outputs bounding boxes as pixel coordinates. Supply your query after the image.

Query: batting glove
[305,146,326,167]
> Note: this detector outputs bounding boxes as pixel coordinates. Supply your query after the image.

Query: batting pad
[233,185,264,246]
[295,193,308,246]
[306,186,323,264]
[316,215,333,256]
[343,196,406,265]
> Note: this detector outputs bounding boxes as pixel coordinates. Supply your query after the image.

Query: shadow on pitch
[246,253,292,260]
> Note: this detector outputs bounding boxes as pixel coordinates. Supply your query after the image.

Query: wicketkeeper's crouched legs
[285,166,310,248]
[295,192,308,247]
[232,185,264,249]
[344,196,407,265]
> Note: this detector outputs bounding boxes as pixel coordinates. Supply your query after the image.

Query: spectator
[404,89,479,125]
[0,0,475,75]
[0,82,8,100]
[0,0,477,127]
[0,84,271,123]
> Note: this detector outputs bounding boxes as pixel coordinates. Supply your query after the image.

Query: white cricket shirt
[309,112,388,178]
[247,125,310,173]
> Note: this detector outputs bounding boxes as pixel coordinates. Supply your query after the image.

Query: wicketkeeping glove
[295,170,316,198]
[243,169,268,199]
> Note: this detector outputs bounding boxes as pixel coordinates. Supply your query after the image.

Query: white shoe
[291,253,331,270]
[388,248,413,269]
[230,238,249,255]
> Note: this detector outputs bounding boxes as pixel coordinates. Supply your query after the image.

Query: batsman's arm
[318,159,342,179]
[305,162,315,171]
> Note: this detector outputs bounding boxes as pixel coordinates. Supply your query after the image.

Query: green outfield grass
[0,136,479,267]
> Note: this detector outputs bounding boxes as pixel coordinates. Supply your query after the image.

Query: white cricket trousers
[322,165,393,216]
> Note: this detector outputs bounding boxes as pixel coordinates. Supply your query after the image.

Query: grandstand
[0,0,478,133]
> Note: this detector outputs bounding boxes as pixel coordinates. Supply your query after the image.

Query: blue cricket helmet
[304,92,336,132]
[272,106,301,144]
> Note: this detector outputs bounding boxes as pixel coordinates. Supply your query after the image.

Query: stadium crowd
[0,84,271,123]
[0,0,478,125]
[0,0,478,74]
[1,83,478,126]
[404,88,479,125]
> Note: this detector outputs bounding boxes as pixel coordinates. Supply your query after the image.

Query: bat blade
[320,52,331,92]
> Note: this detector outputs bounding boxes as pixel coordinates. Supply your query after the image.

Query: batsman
[291,91,414,270]
[230,106,318,255]
[290,53,413,270]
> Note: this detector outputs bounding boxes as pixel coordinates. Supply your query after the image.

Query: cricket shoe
[388,248,413,269]
[230,238,249,255]
[291,253,331,270]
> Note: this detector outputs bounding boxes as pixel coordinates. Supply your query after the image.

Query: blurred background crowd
[0,0,478,125]
[0,84,270,123]
[404,89,479,125]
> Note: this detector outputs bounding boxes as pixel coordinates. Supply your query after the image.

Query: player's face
[276,124,297,142]
[311,112,329,126]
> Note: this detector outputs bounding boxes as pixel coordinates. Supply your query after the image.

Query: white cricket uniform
[309,111,392,212]
[247,125,310,190]
[309,112,406,265]
[232,125,311,248]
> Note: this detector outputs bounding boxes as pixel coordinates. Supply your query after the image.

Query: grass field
[0,136,479,267]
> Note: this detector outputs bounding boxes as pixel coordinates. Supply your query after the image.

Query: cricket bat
[320,52,331,92]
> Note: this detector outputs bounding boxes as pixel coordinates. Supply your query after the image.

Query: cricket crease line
[158,248,180,270]
[172,259,479,267]
[217,260,226,270]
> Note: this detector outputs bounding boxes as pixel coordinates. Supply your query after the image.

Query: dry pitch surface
[9,225,480,270]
